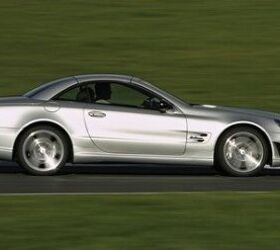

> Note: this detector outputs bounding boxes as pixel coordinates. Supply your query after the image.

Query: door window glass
[54,81,172,111]
[90,82,163,110]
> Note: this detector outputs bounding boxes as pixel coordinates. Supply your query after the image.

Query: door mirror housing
[158,100,172,112]
[143,97,173,112]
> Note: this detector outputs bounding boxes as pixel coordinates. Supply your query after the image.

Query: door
[84,81,187,155]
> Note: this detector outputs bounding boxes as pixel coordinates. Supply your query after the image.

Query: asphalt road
[0,161,280,194]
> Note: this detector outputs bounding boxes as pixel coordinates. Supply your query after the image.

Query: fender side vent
[187,132,211,143]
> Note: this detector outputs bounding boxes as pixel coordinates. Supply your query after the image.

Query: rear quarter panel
[0,101,89,160]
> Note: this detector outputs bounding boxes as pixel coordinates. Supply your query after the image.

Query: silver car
[0,74,279,176]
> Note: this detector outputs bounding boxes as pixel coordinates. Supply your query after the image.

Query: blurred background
[1,0,280,111]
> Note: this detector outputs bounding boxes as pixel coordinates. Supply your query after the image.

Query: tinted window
[88,82,157,108]
[54,81,167,110]
[55,87,80,101]
[110,84,149,106]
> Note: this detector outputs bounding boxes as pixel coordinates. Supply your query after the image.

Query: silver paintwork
[0,74,279,168]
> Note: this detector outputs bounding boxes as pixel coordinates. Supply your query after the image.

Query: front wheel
[216,127,269,177]
[16,125,69,176]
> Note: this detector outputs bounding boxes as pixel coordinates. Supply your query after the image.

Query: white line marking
[0,191,272,196]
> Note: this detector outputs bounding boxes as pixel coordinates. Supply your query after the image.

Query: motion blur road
[0,161,280,194]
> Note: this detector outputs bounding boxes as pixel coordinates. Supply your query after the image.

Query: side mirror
[158,100,172,113]
[143,97,172,112]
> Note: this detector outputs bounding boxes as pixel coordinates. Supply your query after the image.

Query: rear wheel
[216,127,268,177]
[16,125,69,176]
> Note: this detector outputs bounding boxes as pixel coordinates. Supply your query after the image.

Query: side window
[56,87,80,101]
[91,82,162,110]
[53,81,172,111]
[54,85,95,103]
[109,84,151,107]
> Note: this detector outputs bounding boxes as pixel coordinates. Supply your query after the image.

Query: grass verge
[0,192,280,249]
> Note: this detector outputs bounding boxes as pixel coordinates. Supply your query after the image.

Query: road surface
[0,161,280,194]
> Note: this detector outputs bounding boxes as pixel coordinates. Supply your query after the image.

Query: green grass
[0,1,280,111]
[0,193,280,249]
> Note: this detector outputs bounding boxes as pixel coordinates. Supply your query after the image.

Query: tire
[16,125,69,176]
[216,127,269,177]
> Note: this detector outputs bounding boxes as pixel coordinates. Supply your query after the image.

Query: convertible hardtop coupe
[0,74,279,176]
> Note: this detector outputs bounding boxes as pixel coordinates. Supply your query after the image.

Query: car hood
[190,104,280,120]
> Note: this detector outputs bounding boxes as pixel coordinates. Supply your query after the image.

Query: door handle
[88,110,106,118]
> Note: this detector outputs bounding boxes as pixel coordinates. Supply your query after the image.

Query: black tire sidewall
[16,125,69,176]
[216,127,268,177]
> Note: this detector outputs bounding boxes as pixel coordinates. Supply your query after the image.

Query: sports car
[0,74,279,176]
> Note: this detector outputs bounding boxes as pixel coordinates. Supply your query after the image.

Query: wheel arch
[214,122,273,166]
[13,120,74,162]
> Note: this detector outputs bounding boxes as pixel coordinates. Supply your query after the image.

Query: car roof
[24,74,133,100]
[75,74,132,82]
